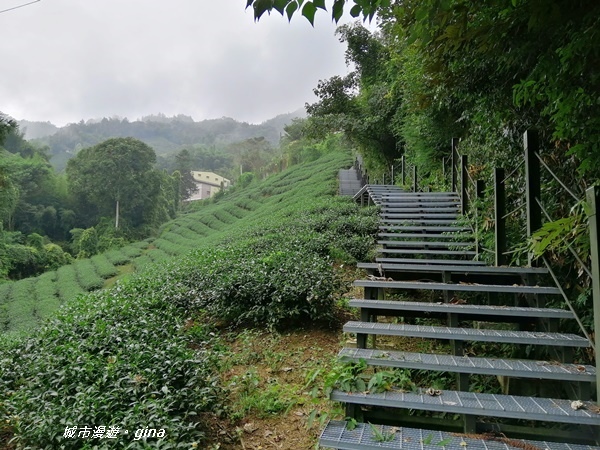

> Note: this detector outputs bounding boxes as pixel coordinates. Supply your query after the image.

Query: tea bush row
[147,248,171,262]
[55,265,85,302]
[122,245,144,259]
[0,271,224,449]
[153,238,189,256]
[132,254,153,271]
[4,278,37,332]
[91,254,120,279]
[74,259,106,292]
[103,248,131,265]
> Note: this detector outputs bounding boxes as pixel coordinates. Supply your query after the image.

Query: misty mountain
[17,120,59,140]
[23,109,305,171]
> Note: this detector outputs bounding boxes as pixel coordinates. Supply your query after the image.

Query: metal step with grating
[379,225,471,232]
[348,299,574,320]
[381,213,460,219]
[377,240,474,248]
[319,420,600,450]
[382,193,459,198]
[353,279,561,295]
[338,348,596,382]
[375,258,486,266]
[377,248,477,257]
[378,232,471,240]
[358,262,548,276]
[343,321,590,347]
[381,205,460,212]
[330,389,600,425]
[382,219,462,225]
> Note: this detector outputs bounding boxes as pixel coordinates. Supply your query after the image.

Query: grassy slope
[0,149,379,449]
[0,149,358,340]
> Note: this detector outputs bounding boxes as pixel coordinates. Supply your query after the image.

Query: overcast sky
[0,0,356,126]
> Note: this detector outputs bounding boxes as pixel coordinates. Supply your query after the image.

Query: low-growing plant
[90,254,119,279]
[103,249,131,265]
[74,259,105,291]
[0,272,225,448]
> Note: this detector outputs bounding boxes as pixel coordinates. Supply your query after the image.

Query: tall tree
[0,112,17,144]
[66,138,158,230]
[174,149,197,201]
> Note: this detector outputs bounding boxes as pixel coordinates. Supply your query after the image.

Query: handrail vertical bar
[525,130,541,266]
[461,155,468,215]
[495,168,507,266]
[476,180,485,259]
[442,157,446,186]
[401,156,405,186]
[413,165,418,192]
[586,186,600,401]
[452,138,459,192]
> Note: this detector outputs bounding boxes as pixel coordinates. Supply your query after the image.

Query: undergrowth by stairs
[320,183,600,450]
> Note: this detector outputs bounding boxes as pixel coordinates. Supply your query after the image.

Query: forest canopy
[248,0,600,183]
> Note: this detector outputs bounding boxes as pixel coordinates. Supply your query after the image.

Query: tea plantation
[0,149,379,448]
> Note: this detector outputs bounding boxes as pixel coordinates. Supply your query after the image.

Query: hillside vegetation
[0,147,378,449]
[21,111,303,171]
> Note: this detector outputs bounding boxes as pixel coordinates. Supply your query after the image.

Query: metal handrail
[502,201,526,220]
[535,152,581,203]
[543,256,595,351]
[536,197,592,278]
[501,159,525,184]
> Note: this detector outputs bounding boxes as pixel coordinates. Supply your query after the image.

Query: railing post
[452,138,459,192]
[413,165,418,192]
[391,164,394,185]
[495,168,507,266]
[401,156,405,185]
[476,180,485,199]
[461,155,468,215]
[586,186,600,399]
[524,130,541,266]
[474,179,485,260]
[442,157,446,186]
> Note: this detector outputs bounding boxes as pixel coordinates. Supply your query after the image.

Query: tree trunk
[115,200,120,229]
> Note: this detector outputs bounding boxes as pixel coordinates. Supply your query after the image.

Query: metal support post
[401,156,405,185]
[461,155,468,215]
[413,165,418,192]
[525,130,541,266]
[586,186,600,400]
[452,138,459,192]
[495,168,506,266]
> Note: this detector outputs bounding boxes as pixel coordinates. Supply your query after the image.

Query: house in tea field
[188,171,231,201]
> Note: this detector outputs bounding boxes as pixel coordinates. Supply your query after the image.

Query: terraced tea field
[0,151,355,340]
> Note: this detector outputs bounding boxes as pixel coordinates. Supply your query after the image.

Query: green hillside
[0,148,374,341]
[0,148,378,448]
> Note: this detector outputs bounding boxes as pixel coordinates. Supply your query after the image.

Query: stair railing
[449,139,487,259]
[453,130,597,388]
[353,156,369,187]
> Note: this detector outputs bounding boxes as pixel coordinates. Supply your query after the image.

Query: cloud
[0,0,351,125]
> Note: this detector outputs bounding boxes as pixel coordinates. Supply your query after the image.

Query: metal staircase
[320,184,600,449]
[339,167,364,197]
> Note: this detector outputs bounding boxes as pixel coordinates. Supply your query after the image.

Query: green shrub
[0,273,223,448]
[132,254,153,271]
[103,249,131,266]
[121,246,144,259]
[55,265,85,302]
[90,254,119,279]
[4,278,37,332]
[74,259,105,291]
[146,248,171,262]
